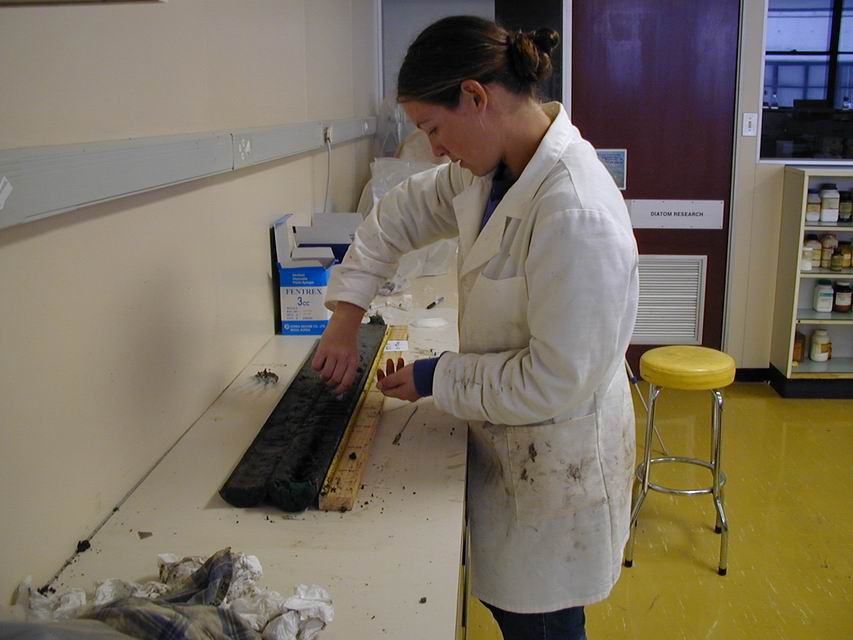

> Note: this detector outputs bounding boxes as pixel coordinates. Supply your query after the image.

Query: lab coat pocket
[461,275,529,353]
[505,414,608,527]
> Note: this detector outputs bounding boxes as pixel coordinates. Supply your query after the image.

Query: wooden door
[572,1,741,365]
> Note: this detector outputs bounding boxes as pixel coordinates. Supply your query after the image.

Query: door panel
[572,1,740,364]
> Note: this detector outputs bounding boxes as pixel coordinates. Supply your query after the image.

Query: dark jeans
[483,602,587,640]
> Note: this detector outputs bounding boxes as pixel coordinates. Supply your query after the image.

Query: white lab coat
[326,103,639,613]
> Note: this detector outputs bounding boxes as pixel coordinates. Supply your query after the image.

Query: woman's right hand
[311,301,364,396]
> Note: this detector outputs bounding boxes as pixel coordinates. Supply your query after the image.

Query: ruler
[319,324,408,511]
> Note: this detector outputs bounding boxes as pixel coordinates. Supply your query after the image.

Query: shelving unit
[770,166,853,398]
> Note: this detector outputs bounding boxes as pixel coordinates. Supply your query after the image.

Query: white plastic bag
[367,157,457,295]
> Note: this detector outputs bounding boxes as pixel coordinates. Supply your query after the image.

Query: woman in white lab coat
[313,16,639,640]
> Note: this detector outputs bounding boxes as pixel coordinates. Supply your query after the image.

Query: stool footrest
[636,456,727,496]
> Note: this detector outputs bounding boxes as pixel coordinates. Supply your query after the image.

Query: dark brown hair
[397,15,560,106]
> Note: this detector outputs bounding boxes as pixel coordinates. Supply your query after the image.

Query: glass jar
[834,281,852,313]
[813,279,835,312]
[821,234,838,268]
[810,328,832,362]
[839,242,852,269]
[840,191,853,223]
[806,189,821,222]
[830,251,844,272]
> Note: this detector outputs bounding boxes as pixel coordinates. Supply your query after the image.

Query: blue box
[274,214,336,335]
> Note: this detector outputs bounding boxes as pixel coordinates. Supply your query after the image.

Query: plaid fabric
[83,599,259,640]
[81,549,260,640]
[158,548,234,606]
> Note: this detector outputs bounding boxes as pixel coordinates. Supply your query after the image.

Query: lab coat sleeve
[432,207,639,425]
[325,163,468,311]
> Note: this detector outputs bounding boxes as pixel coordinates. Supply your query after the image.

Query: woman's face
[401,84,501,176]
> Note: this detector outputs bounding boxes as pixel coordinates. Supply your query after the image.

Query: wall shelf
[770,165,853,398]
[797,309,853,325]
[800,268,853,278]
[791,357,853,378]
[804,222,853,231]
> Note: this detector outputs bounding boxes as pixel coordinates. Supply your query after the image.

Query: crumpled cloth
[83,597,257,640]
[4,549,333,640]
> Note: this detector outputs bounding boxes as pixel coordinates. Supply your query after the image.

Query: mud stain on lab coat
[567,461,584,483]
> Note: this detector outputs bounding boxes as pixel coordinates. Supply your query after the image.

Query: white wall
[0,0,377,603]
[726,0,791,369]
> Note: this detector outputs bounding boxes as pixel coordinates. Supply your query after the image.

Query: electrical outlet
[742,112,758,137]
[323,126,333,145]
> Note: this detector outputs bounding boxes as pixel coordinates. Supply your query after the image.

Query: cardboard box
[273,214,335,335]
[292,223,353,263]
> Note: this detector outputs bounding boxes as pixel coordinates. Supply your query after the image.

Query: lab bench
[54,272,467,639]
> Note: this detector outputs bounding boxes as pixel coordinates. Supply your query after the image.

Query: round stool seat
[640,346,735,391]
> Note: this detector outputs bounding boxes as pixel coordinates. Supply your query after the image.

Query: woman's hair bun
[507,27,560,84]
[397,16,560,105]
[532,27,560,58]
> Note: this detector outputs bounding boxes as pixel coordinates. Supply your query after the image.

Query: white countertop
[55,272,466,639]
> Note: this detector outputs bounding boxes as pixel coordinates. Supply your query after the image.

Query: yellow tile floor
[466,382,853,639]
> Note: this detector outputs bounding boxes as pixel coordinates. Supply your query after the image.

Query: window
[762,0,853,158]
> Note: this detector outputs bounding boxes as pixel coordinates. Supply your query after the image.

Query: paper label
[384,340,409,352]
[628,200,724,229]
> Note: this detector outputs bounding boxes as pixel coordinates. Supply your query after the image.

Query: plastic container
[840,191,853,223]
[821,234,838,268]
[810,328,831,362]
[805,235,823,268]
[806,190,822,222]
[834,281,852,313]
[813,279,835,312]
[801,246,814,271]
[820,183,840,221]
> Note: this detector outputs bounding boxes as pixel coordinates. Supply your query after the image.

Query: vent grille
[631,255,707,345]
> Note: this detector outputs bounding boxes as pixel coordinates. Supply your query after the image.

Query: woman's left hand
[376,358,420,402]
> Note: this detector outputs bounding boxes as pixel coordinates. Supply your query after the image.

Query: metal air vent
[631,255,707,345]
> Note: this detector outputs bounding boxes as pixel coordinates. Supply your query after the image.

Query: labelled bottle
[805,234,823,268]
[809,328,831,362]
[834,281,852,313]
[820,183,840,223]
[793,331,806,362]
[801,246,814,271]
[806,189,821,222]
[840,241,853,269]
[839,191,853,223]
[821,234,838,268]
[830,251,844,272]
[813,279,835,312]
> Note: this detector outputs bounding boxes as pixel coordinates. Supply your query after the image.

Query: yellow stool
[624,345,736,575]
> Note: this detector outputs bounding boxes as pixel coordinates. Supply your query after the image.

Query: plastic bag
[372,95,416,159]
[367,157,457,295]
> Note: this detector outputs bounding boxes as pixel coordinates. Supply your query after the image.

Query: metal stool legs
[711,390,729,575]
[624,383,660,568]
[624,384,729,575]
